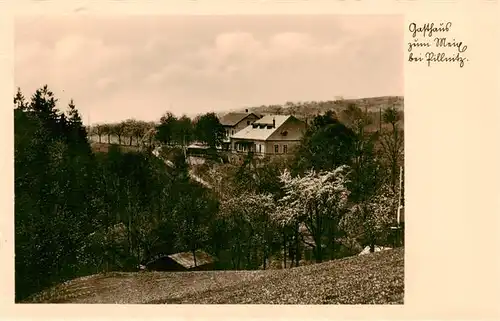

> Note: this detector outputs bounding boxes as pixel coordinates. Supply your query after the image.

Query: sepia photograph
[14,14,404,304]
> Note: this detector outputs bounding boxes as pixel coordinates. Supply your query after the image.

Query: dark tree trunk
[295,225,300,267]
[126,185,133,257]
[391,162,397,192]
[192,249,197,267]
[283,231,287,268]
[107,134,111,144]
[289,246,295,268]
[313,230,323,263]
[330,237,335,260]
[263,223,268,270]
[246,248,251,268]
[231,253,236,269]
[98,135,102,143]
[129,136,133,146]
[310,220,323,263]
[329,221,337,260]
[236,242,241,269]
[314,246,323,263]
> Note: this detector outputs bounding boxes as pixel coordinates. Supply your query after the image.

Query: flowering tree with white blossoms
[219,192,277,269]
[275,165,351,263]
[272,202,302,268]
[340,183,398,253]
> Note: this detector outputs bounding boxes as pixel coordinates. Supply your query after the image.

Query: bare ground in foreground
[24,248,404,304]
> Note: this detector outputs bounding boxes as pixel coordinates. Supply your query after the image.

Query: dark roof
[143,250,214,269]
[220,112,258,127]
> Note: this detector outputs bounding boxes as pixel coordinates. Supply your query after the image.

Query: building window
[258,144,262,153]
[283,145,288,154]
[247,120,250,125]
[231,130,234,135]
[274,144,279,153]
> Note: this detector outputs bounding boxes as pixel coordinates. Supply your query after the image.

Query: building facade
[219,111,261,150]
[229,115,306,159]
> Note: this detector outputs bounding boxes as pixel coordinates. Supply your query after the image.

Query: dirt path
[152,146,213,189]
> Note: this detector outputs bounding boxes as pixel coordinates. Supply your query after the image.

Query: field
[25,248,404,304]
[90,142,143,153]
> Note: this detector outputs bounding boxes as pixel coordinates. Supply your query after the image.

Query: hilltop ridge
[221,96,403,118]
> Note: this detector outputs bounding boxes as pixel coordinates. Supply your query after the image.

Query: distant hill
[219,96,404,132]
[229,96,402,117]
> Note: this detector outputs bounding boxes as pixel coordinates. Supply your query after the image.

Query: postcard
[1,0,499,320]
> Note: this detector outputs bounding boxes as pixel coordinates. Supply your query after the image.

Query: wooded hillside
[15,86,404,303]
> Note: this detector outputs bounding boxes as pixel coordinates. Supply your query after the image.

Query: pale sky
[15,15,403,125]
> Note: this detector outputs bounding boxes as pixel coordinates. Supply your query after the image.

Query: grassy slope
[25,248,404,304]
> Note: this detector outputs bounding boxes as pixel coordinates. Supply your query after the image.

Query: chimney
[273,117,276,128]
[245,109,248,113]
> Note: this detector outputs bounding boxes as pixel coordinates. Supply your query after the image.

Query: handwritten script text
[407,22,469,68]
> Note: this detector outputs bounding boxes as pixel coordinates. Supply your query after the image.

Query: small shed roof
[168,250,214,269]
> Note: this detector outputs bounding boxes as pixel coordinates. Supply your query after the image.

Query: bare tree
[92,124,106,143]
[112,122,127,145]
[380,107,404,192]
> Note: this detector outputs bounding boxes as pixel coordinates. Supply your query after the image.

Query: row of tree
[89,111,226,150]
[89,120,155,146]
[14,85,404,301]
